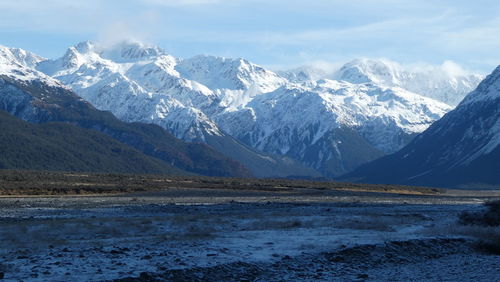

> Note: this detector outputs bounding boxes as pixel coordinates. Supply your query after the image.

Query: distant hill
[342,66,500,188]
[0,74,251,177]
[0,110,187,174]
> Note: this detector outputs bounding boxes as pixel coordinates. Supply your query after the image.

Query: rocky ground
[0,188,499,281]
[121,238,498,282]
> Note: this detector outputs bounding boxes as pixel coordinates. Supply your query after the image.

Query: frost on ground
[0,197,499,281]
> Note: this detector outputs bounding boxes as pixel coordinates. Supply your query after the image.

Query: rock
[139,272,155,280]
[357,273,369,279]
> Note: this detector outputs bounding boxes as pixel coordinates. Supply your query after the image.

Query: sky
[0,0,499,73]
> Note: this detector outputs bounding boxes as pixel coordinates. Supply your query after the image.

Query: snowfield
[0,189,499,281]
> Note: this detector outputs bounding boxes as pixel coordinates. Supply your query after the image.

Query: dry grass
[0,169,443,196]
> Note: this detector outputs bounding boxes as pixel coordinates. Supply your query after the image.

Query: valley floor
[0,187,499,281]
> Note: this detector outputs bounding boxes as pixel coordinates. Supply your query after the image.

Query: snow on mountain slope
[38,41,223,142]
[34,40,456,176]
[37,40,287,141]
[457,65,500,159]
[461,66,500,106]
[36,41,318,178]
[334,58,483,106]
[215,79,450,175]
[344,65,500,187]
[0,45,61,87]
[176,55,286,111]
[278,67,329,84]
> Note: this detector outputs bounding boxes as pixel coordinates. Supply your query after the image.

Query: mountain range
[30,40,482,177]
[343,66,500,188]
[281,58,483,107]
[1,40,495,184]
[0,45,251,177]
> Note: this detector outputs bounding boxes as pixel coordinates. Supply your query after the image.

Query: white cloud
[276,57,479,80]
[440,60,468,77]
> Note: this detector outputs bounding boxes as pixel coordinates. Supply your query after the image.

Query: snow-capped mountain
[36,41,318,178]
[333,58,483,107]
[32,40,460,176]
[278,67,329,84]
[216,79,450,175]
[0,45,252,177]
[37,41,287,142]
[0,45,45,69]
[344,65,500,187]
[176,55,286,111]
[37,41,223,142]
[0,45,61,87]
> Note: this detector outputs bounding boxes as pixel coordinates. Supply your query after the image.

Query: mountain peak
[74,40,96,54]
[336,58,402,85]
[176,54,283,92]
[0,45,62,87]
[333,58,483,106]
[184,55,252,69]
[0,45,45,69]
[460,65,500,105]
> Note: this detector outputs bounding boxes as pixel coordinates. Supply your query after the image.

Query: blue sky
[0,0,499,73]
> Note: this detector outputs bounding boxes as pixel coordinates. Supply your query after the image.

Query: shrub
[458,200,500,254]
[459,200,500,227]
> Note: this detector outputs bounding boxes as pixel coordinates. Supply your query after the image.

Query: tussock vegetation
[459,200,500,227]
[0,169,444,196]
[458,200,500,254]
